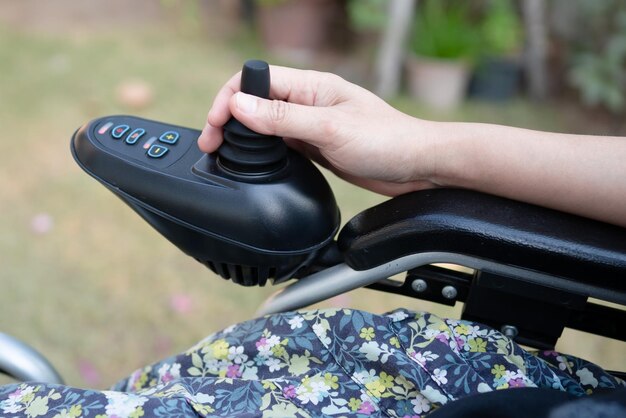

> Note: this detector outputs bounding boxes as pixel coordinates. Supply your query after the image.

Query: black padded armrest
[338,189,626,293]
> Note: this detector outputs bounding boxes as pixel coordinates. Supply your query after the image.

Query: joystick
[217,60,288,178]
[70,60,341,286]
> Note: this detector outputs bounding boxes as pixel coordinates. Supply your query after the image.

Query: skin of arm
[198,66,626,228]
[434,122,626,227]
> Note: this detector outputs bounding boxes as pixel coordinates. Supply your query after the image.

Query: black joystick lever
[217,60,288,178]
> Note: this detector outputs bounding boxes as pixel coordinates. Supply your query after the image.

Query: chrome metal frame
[0,333,64,384]
[257,252,625,316]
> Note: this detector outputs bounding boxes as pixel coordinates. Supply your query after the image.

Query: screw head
[501,325,519,339]
[411,279,428,293]
[441,285,458,300]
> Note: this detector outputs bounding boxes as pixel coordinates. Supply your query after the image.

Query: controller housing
[71,115,340,286]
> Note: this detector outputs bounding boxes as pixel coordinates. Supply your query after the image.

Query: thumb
[229,92,333,147]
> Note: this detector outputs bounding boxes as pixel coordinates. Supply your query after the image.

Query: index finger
[206,70,242,128]
[207,65,345,128]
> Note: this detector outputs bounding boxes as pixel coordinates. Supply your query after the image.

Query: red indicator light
[98,122,114,135]
[143,136,157,149]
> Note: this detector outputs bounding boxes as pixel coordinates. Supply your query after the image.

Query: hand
[197,66,440,196]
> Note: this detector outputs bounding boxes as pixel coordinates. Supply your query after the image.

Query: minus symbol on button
[143,136,158,149]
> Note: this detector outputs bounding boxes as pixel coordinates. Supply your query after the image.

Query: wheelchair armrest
[338,188,626,296]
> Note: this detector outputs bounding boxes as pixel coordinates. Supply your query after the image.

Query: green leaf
[260,393,272,411]
[191,352,203,369]
[187,367,202,377]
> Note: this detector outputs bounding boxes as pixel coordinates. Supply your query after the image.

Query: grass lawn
[0,24,623,388]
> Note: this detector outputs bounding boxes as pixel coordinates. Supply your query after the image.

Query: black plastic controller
[71,60,340,286]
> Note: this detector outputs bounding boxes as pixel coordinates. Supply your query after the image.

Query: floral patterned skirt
[1,308,624,417]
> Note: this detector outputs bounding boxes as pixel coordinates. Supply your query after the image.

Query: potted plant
[468,0,524,101]
[567,1,626,132]
[407,0,479,110]
[347,0,387,37]
[255,0,349,63]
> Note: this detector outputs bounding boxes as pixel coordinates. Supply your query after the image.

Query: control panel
[91,116,196,169]
[70,60,340,286]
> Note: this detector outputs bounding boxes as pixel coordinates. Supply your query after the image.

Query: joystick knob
[217,60,288,178]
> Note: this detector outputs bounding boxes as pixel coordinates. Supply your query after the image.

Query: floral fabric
[1,308,623,417]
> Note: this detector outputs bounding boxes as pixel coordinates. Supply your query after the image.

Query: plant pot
[468,56,521,101]
[406,55,471,110]
[257,0,347,62]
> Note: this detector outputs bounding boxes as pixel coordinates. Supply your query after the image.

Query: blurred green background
[1,0,624,388]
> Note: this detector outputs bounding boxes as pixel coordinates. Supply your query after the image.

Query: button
[111,125,130,139]
[125,128,146,145]
[159,131,179,144]
[98,121,114,135]
[147,144,168,158]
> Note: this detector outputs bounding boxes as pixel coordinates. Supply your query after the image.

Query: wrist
[427,121,482,189]
[393,117,438,185]
[403,119,472,188]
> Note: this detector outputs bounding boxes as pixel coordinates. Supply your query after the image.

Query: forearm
[202,65,625,227]
[431,122,626,227]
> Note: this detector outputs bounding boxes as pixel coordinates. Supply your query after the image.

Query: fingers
[206,71,241,128]
[198,71,242,152]
[198,90,336,153]
[197,123,223,153]
[229,92,337,148]
[198,65,355,154]
[207,66,346,126]
[266,66,346,105]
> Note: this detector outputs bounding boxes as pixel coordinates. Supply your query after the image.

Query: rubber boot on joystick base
[217,60,288,178]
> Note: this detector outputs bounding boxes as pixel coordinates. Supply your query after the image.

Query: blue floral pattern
[1,309,623,417]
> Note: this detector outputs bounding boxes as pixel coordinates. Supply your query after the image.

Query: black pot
[468,56,521,101]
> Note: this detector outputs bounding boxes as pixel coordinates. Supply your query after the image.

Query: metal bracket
[461,270,588,349]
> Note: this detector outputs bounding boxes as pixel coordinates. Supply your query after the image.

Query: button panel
[93,118,195,169]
